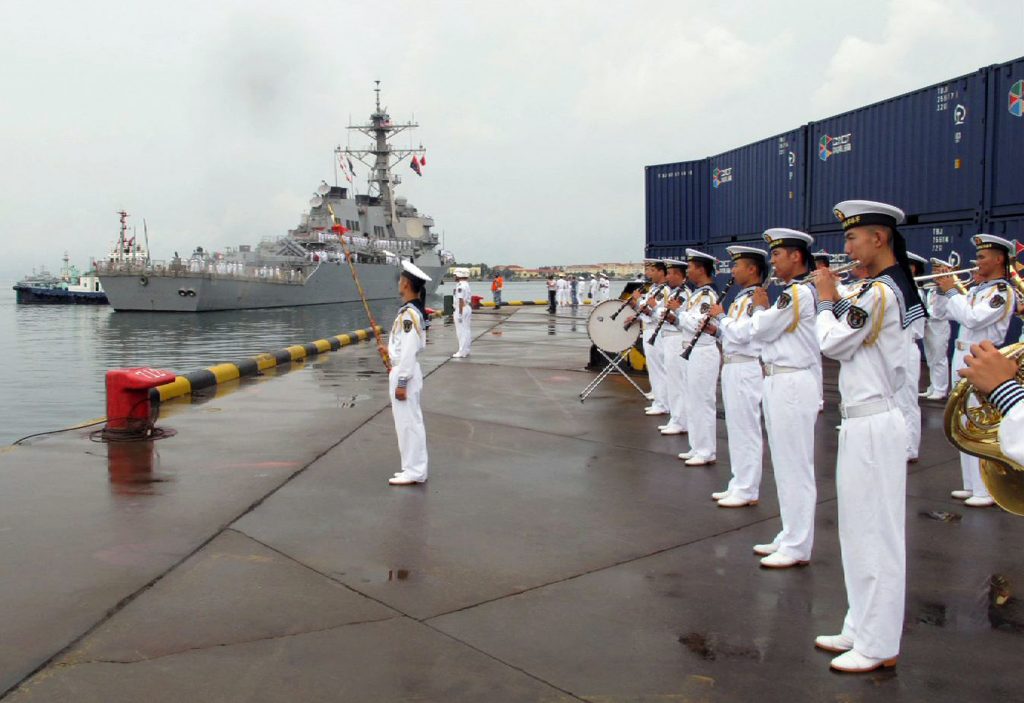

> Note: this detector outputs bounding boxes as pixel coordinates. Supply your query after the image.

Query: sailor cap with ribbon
[812,249,831,263]
[726,245,768,264]
[972,233,1015,253]
[833,200,906,230]
[906,251,928,267]
[404,260,433,282]
[685,248,717,265]
[643,257,665,264]
[663,258,688,269]
[763,228,814,249]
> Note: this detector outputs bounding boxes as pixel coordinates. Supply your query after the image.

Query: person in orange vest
[491,273,504,308]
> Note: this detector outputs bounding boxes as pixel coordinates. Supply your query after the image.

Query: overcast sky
[1,0,1021,282]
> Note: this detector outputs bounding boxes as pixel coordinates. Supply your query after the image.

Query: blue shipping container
[807,70,987,229]
[708,128,806,241]
[645,160,709,247]
[985,59,1024,216]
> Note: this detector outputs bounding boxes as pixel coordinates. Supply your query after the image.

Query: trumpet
[945,342,1024,515]
[913,267,979,284]
[772,259,862,286]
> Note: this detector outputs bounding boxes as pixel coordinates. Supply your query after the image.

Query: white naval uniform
[991,380,1024,466]
[453,280,473,357]
[922,288,951,396]
[715,287,764,500]
[639,284,671,414]
[931,279,1014,498]
[660,286,691,432]
[750,280,820,561]
[389,303,429,482]
[896,314,925,460]
[557,278,569,306]
[599,278,611,301]
[816,275,916,661]
[589,278,599,303]
[675,285,721,460]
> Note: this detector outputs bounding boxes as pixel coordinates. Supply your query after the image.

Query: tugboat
[13,252,107,304]
[97,83,454,312]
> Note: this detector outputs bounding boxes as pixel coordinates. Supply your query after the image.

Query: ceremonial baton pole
[326,203,391,371]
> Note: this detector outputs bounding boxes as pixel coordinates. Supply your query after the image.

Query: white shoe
[389,474,426,486]
[644,407,669,416]
[451,352,465,358]
[918,389,932,398]
[950,489,972,500]
[660,425,685,435]
[760,552,809,569]
[717,495,758,508]
[685,455,716,466]
[814,634,854,653]
[829,650,897,673]
[644,392,655,401]
[752,543,778,556]
[964,496,995,508]
[711,490,730,501]
[679,451,695,460]
[925,392,947,401]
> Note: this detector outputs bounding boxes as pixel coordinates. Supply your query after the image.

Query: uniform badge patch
[847,306,868,329]
[747,304,755,317]
[403,318,413,333]
[776,292,791,309]
[997,282,1008,292]
[990,294,1006,309]
[700,302,711,314]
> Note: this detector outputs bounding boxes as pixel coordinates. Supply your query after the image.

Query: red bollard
[471,294,482,310]
[105,368,177,435]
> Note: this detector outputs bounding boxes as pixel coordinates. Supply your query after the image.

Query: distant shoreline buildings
[446,262,642,280]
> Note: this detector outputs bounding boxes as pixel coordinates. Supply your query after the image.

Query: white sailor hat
[972,233,1014,253]
[685,248,716,264]
[726,245,768,264]
[663,258,688,269]
[763,228,814,249]
[404,260,433,282]
[643,257,664,265]
[907,252,928,266]
[811,249,831,262]
[833,200,905,231]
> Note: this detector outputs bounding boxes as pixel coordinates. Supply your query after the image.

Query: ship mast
[341,81,424,237]
[117,210,130,257]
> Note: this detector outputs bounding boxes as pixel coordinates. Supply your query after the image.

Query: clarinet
[680,278,734,360]
[647,286,686,345]
[610,281,653,321]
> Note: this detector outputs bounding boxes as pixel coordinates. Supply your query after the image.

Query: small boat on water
[13,252,107,305]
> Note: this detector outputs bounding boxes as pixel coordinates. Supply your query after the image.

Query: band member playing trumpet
[959,339,1024,466]
[667,250,720,464]
[749,229,821,568]
[813,200,926,673]
[704,246,769,506]
[930,234,1016,508]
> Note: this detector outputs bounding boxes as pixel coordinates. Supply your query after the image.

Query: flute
[680,278,734,360]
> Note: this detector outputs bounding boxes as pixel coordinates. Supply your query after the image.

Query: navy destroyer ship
[98,85,453,312]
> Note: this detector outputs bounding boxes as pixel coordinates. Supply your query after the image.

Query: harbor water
[0,280,555,445]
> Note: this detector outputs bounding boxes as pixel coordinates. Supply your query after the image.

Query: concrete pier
[1,306,1022,702]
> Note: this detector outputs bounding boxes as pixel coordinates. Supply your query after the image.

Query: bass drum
[587,299,640,353]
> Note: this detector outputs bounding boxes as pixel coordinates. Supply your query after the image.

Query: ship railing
[96,259,310,285]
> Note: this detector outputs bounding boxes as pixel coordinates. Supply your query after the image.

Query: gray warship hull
[100,260,444,312]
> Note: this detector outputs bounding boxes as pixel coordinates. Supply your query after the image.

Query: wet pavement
[1,306,1022,702]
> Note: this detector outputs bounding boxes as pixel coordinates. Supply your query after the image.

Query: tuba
[944,342,1024,515]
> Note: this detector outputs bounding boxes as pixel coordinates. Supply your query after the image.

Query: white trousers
[642,332,669,412]
[661,335,688,431]
[895,342,921,459]
[951,347,989,498]
[837,408,906,660]
[389,366,428,481]
[813,358,824,410]
[683,344,720,459]
[762,370,818,561]
[454,311,472,356]
[923,321,950,395]
[722,361,764,500]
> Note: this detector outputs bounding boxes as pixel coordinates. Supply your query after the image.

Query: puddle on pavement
[920,510,962,523]
[678,632,766,662]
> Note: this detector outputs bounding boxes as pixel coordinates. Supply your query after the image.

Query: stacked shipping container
[645,57,1024,260]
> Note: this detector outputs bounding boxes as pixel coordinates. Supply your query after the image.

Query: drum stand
[579,349,648,402]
